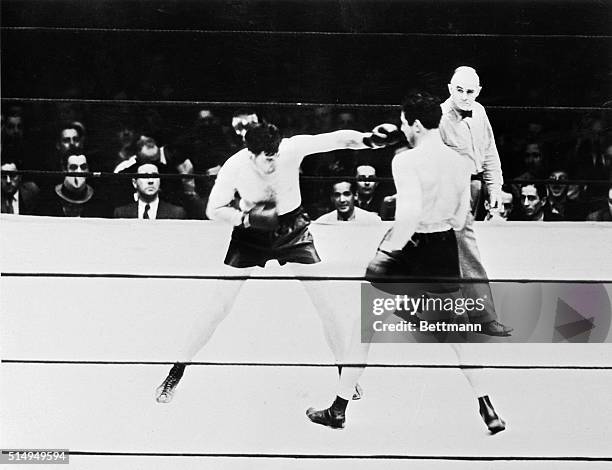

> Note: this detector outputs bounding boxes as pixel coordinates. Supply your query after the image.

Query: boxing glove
[244,202,279,231]
[363,123,406,148]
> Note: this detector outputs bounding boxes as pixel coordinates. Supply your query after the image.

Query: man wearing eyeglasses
[439,66,513,336]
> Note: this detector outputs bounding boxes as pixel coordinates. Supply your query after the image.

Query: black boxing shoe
[155,374,181,403]
[480,320,513,337]
[478,395,506,434]
[352,383,363,401]
[155,364,185,404]
[306,407,346,429]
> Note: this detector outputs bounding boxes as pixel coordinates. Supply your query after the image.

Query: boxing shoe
[480,320,513,337]
[478,395,506,434]
[155,365,184,403]
[155,374,181,403]
[306,407,346,429]
[352,383,363,401]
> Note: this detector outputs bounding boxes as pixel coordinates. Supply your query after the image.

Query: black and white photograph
[1,0,611,468]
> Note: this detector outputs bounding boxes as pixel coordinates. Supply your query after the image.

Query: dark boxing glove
[363,123,406,148]
[244,202,279,231]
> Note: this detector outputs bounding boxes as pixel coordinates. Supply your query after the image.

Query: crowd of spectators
[2,103,611,222]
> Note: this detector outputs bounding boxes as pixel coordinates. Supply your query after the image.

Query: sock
[330,395,348,415]
[462,367,489,398]
[169,362,186,379]
[479,395,494,408]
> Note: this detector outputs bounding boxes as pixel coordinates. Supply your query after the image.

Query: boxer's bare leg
[290,262,364,400]
[155,270,252,403]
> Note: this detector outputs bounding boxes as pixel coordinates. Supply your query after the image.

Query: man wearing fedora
[38,153,111,218]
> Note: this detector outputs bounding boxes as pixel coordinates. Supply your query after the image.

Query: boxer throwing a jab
[307,92,506,433]
[155,122,400,403]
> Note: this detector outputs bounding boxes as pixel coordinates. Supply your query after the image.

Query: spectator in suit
[113,135,166,204]
[113,133,192,212]
[113,160,186,219]
[1,154,40,215]
[355,165,384,213]
[316,181,381,224]
[517,183,548,221]
[38,153,111,218]
[586,186,612,221]
[545,169,588,221]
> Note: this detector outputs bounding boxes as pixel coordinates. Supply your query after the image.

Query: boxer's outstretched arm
[290,130,372,158]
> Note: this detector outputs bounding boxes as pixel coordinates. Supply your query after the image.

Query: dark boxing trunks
[365,228,460,294]
[366,228,461,333]
[224,206,321,268]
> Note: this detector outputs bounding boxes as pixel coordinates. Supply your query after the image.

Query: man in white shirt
[439,66,512,336]
[316,181,381,224]
[154,122,392,403]
[307,91,506,434]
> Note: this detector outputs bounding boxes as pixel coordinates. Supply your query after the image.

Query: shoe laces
[161,374,179,393]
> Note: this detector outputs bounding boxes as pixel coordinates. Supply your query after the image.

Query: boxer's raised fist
[363,123,405,148]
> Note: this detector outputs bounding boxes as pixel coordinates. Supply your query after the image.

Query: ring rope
[2,26,611,40]
[2,97,611,111]
[4,359,612,370]
[3,170,611,187]
[2,273,610,284]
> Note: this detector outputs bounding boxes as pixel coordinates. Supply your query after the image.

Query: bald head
[450,66,480,87]
[448,66,482,111]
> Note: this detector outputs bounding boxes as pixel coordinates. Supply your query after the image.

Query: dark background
[1,0,610,219]
[2,0,610,106]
